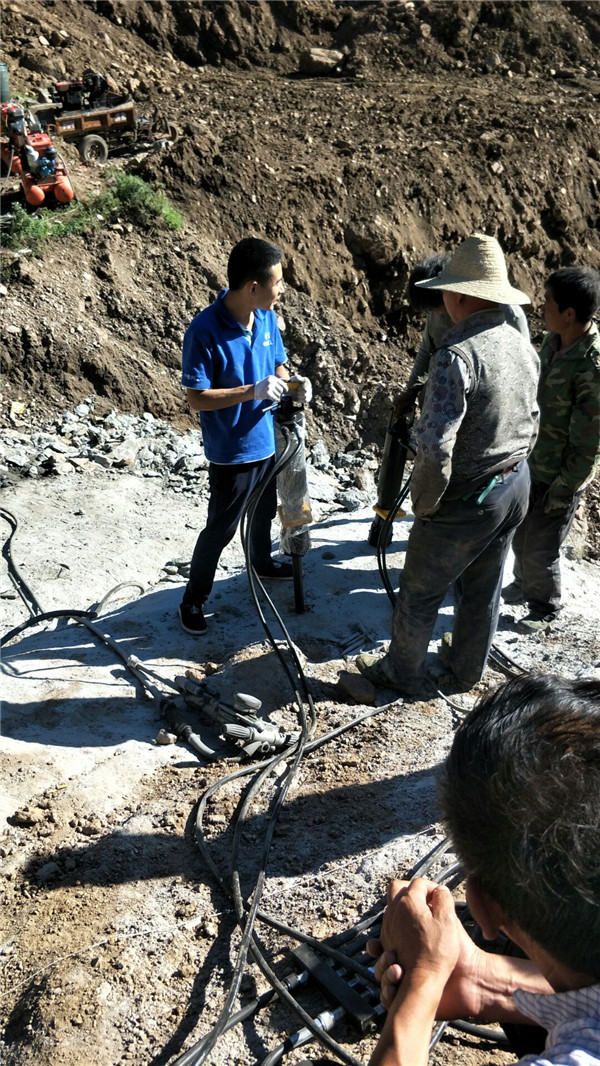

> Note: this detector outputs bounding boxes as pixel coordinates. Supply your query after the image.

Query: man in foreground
[503,266,600,631]
[368,672,600,1065]
[179,236,310,635]
[357,233,539,694]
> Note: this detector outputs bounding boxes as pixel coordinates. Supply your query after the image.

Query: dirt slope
[2,1,600,449]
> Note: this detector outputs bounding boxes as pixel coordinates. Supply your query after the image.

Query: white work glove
[287,374,313,404]
[254,375,289,403]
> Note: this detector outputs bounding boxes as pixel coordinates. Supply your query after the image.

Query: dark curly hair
[441,672,600,977]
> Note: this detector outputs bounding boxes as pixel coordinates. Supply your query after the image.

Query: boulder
[299,48,344,76]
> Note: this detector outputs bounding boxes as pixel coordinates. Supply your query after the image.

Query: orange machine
[1,101,75,206]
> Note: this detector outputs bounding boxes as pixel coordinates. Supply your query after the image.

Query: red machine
[1,100,75,206]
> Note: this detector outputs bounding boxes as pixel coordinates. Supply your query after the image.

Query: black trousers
[183,456,276,606]
[511,479,580,618]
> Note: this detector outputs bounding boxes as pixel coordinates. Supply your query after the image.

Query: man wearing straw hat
[356,233,540,695]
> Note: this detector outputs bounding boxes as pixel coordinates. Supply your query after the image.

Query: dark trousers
[511,479,580,619]
[388,462,530,686]
[183,457,276,606]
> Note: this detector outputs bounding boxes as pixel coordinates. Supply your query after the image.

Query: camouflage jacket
[528,321,600,510]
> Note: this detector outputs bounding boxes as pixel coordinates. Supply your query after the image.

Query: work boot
[434,670,477,695]
[255,558,294,580]
[178,602,207,635]
[502,581,525,605]
[355,652,422,696]
[427,632,453,680]
[516,613,556,633]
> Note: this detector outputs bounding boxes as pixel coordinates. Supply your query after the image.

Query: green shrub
[3,170,182,251]
[107,171,183,231]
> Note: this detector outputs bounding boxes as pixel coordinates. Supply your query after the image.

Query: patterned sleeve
[410,349,471,517]
[546,359,600,510]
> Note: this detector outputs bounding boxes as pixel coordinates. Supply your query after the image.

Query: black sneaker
[178,602,207,634]
[255,559,294,580]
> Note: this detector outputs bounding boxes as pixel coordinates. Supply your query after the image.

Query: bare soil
[1,3,600,1065]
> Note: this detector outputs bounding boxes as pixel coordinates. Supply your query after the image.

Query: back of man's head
[547,266,600,324]
[227,237,282,292]
[408,253,450,311]
[441,673,600,977]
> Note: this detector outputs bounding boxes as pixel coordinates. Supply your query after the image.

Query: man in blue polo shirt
[179,237,310,635]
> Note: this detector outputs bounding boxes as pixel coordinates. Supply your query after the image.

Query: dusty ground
[1,2,600,1065]
[2,444,599,1066]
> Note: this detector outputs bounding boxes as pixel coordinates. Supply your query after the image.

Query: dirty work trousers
[183,456,276,607]
[511,479,580,619]
[387,461,530,686]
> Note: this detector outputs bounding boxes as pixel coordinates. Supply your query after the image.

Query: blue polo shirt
[182,290,287,464]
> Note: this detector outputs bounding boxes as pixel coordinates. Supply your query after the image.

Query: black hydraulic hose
[252,845,465,1066]
[187,702,408,1065]
[258,1003,345,1066]
[488,644,526,675]
[1,608,97,648]
[240,426,313,707]
[193,698,416,955]
[377,475,412,611]
[1,509,157,701]
[194,765,455,1064]
[199,748,310,1065]
[448,1020,510,1045]
[1,507,45,617]
[171,977,308,1066]
[243,939,365,1066]
[182,429,319,1065]
[3,491,348,1065]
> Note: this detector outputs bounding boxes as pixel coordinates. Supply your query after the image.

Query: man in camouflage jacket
[505,266,600,629]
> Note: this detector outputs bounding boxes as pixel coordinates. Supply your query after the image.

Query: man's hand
[254,375,289,403]
[287,374,313,404]
[393,387,419,417]
[368,878,483,1018]
[543,490,569,516]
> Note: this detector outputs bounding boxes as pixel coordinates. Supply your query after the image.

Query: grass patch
[3,170,183,250]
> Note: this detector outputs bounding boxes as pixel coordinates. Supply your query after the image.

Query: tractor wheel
[78,135,109,164]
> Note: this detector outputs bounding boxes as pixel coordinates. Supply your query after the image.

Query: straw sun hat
[414,233,530,305]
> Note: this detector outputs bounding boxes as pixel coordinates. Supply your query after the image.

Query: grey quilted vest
[444,307,540,494]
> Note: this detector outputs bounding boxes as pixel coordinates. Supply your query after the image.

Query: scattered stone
[310,441,330,470]
[155,729,178,745]
[337,670,376,705]
[12,806,45,827]
[298,48,344,76]
[36,860,60,882]
[336,488,368,511]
